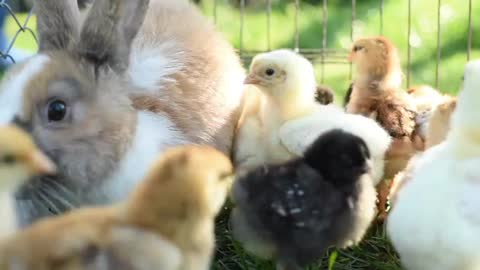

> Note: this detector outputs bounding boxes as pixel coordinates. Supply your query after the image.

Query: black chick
[230,129,376,270]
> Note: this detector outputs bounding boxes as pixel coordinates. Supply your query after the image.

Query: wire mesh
[0,0,37,66]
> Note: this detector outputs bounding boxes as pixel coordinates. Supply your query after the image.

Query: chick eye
[1,154,16,164]
[265,68,275,76]
[47,100,68,122]
[353,46,363,52]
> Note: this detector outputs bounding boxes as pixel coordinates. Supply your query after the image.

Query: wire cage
[0,0,36,66]
[204,0,476,91]
[0,0,476,92]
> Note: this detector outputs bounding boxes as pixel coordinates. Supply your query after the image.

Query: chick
[345,36,422,221]
[0,125,56,240]
[387,60,480,270]
[425,97,457,149]
[0,145,233,270]
[233,49,320,170]
[407,85,455,142]
[346,36,420,177]
[315,85,335,105]
[230,129,376,270]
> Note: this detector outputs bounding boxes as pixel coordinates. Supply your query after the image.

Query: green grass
[213,205,401,270]
[3,1,479,269]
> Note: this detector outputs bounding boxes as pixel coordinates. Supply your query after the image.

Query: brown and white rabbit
[0,0,245,225]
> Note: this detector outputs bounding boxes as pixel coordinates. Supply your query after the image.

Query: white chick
[387,60,480,270]
[0,125,56,240]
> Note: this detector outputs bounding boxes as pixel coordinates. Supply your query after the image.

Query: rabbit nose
[12,115,33,133]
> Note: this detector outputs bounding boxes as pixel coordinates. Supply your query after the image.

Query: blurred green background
[5,0,479,103]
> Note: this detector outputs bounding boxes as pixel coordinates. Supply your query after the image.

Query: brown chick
[346,36,420,222]
[0,145,234,270]
[315,85,335,105]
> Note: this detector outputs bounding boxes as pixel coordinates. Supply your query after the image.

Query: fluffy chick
[387,60,480,270]
[230,129,376,270]
[0,125,56,240]
[407,85,455,141]
[425,97,457,149]
[346,36,420,178]
[345,36,422,221]
[0,146,233,270]
[233,49,320,170]
[315,85,335,105]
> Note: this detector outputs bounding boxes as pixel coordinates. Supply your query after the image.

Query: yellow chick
[0,145,234,270]
[0,125,56,240]
[233,49,322,170]
[425,97,457,149]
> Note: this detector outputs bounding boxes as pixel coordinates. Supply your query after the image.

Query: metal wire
[294,0,300,52]
[467,0,473,61]
[379,0,384,35]
[239,0,245,56]
[407,0,412,88]
[436,0,441,88]
[213,0,218,25]
[321,0,328,84]
[0,2,37,65]
[350,0,356,80]
[266,0,271,51]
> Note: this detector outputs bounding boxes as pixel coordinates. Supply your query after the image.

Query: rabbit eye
[47,100,68,122]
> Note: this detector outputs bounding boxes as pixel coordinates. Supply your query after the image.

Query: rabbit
[0,0,245,226]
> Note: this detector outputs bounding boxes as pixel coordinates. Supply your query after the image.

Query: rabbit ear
[35,0,81,51]
[76,0,149,73]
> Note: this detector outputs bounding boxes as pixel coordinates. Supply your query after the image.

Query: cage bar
[407,0,412,88]
[436,0,441,89]
[379,0,384,35]
[294,0,300,52]
[239,0,245,56]
[266,0,272,51]
[321,0,328,84]
[350,0,356,80]
[467,0,473,61]
[213,0,218,25]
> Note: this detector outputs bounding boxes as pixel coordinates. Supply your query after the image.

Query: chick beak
[244,74,261,85]
[347,51,355,62]
[27,150,57,175]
